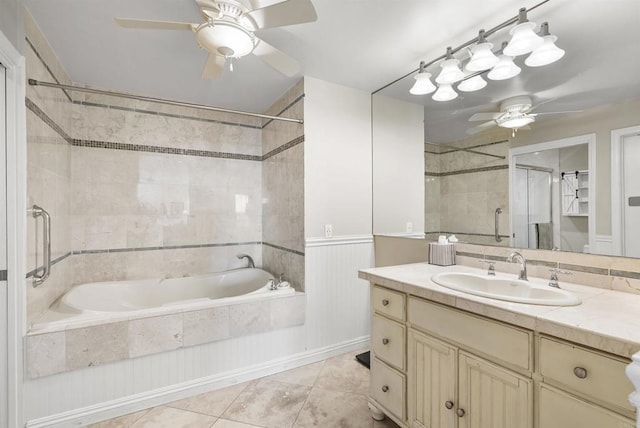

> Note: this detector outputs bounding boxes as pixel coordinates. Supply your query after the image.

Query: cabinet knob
[456,408,466,418]
[573,366,588,379]
[382,338,389,345]
[381,385,389,393]
[445,400,454,410]
[382,299,390,306]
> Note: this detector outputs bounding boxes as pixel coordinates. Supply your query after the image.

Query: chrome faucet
[236,253,255,268]
[507,251,528,281]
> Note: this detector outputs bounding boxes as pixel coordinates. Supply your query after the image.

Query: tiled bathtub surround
[26,293,306,379]
[454,242,640,294]
[262,80,305,290]
[425,130,510,245]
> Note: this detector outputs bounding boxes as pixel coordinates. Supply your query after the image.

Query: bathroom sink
[430,272,581,306]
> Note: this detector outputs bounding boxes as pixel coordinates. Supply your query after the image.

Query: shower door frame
[514,164,553,249]
[0,30,27,428]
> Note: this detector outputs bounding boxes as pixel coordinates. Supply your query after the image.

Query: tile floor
[89,349,400,428]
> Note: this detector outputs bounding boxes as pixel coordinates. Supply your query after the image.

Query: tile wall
[425,128,511,246]
[25,16,306,325]
[261,80,305,290]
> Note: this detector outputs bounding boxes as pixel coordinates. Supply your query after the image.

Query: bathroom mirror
[371,0,640,257]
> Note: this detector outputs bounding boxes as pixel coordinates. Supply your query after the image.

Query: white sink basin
[431,272,581,306]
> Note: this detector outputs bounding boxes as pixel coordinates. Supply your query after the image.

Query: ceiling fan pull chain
[229,57,234,72]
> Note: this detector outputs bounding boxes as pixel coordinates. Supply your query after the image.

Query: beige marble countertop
[359,263,640,359]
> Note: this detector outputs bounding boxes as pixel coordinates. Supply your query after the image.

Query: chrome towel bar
[495,208,503,243]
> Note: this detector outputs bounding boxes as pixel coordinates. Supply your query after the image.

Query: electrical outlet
[324,224,333,238]
[406,222,413,233]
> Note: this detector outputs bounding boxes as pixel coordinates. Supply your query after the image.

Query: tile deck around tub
[89,349,400,428]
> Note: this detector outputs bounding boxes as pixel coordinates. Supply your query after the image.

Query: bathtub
[32,268,295,331]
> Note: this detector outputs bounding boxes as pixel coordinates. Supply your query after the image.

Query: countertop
[359,263,640,359]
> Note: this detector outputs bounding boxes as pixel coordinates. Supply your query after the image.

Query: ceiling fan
[115,0,317,79]
[466,96,580,135]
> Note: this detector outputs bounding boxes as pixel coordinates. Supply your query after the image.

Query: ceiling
[23,0,640,142]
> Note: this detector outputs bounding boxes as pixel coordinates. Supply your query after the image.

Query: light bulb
[504,21,544,56]
[497,115,535,128]
[487,54,521,80]
[409,72,436,95]
[436,58,465,84]
[466,42,500,71]
[458,75,487,92]
[432,84,458,102]
[525,34,565,67]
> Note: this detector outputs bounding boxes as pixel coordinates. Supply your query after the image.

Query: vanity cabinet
[368,284,635,428]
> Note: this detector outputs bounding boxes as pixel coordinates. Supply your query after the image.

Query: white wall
[304,77,372,239]
[0,0,23,53]
[372,94,424,235]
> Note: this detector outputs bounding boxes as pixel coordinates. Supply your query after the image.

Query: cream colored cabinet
[408,329,532,428]
[368,284,635,428]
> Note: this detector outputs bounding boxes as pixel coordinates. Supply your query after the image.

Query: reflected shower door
[515,166,552,249]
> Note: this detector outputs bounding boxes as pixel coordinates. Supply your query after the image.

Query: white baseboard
[25,336,371,428]
[305,235,373,247]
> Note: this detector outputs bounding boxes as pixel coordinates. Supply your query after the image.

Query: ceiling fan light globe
[525,35,565,67]
[436,58,465,84]
[466,42,499,71]
[432,84,458,102]
[458,75,487,92]
[409,72,436,95]
[504,21,544,56]
[487,55,521,80]
[196,21,255,58]
[497,115,535,128]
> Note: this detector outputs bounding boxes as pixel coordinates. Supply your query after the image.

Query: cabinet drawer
[539,337,634,414]
[408,297,532,372]
[372,314,405,371]
[372,286,406,321]
[371,358,406,421]
[538,383,634,428]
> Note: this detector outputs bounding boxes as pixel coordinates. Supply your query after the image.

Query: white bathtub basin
[430,272,581,306]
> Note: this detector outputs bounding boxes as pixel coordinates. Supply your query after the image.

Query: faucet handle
[479,259,497,276]
[548,268,572,288]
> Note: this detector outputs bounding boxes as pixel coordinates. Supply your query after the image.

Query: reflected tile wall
[25,11,75,325]
[261,81,305,290]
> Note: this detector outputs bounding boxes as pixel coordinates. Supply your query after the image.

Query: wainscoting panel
[304,236,374,349]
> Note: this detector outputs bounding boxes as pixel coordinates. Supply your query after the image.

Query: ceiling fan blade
[247,0,317,30]
[202,54,226,79]
[114,18,196,31]
[526,97,559,113]
[533,110,583,116]
[468,112,502,122]
[466,121,497,135]
[248,0,288,9]
[253,39,300,76]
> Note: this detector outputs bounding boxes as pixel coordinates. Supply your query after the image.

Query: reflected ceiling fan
[115,0,317,79]
[466,96,581,135]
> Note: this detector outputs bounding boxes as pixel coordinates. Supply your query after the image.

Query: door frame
[611,125,640,256]
[0,29,27,428]
[508,134,596,252]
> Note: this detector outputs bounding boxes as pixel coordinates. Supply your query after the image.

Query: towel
[535,222,553,250]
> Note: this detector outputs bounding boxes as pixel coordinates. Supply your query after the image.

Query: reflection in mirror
[371,0,640,258]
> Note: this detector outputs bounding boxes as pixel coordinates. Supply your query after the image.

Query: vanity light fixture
[525,22,565,67]
[408,2,563,101]
[466,30,500,71]
[488,42,522,80]
[503,8,544,56]
[409,61,437,95]
[436,47,466,84]
[458,74,487,92]
[432,83,458,102]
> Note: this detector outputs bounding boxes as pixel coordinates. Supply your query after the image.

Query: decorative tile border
[262,94,304,129]
[559,263,609,276]
[0,270,6,281]
[26,37,73,102]
[424,139,508,155]
[425,164,509,177]
[27,96,304,162]
[263,242,305,257]
[263,135,305,160]
[426,231,509,239]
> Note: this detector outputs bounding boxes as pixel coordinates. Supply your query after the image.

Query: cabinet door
[458,352,532,428]
[408,330,457,428]
[538,384,634,428]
